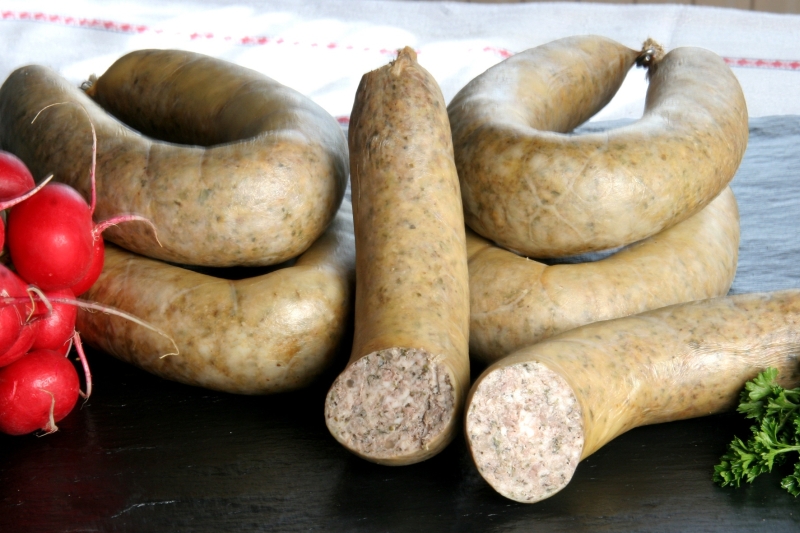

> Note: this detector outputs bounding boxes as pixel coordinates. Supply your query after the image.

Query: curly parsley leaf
[713,367,800,495]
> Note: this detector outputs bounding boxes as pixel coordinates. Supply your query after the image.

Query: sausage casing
[465,290,800,503]
[448,35,748,258]
[324,48,470,466]
[468,186,740,362]
[76,205,355,395]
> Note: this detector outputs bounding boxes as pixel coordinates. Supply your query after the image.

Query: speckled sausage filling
[325,347,455,460]
[466,362,583,503]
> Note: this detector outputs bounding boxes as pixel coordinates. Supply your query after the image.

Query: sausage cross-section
[324,47,470,466]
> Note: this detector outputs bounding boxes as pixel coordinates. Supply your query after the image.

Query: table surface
[1,349,799,533]
[2,117,800,533]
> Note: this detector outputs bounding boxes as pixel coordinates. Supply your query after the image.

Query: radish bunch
[0,109,168,436]
[0,150,93,435]
[0,141,152,435]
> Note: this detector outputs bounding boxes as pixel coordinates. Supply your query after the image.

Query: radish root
[25,286,50,322]
[1,295,180,358]
[38,388,58,435]
[52,297,180,358]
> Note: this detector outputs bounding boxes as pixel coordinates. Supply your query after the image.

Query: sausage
[464,290,800,503]
[469,186,740,362]
[448,35,748,258]
[323,48,470,466]
[0,50,348,267]
[74,204,355,395]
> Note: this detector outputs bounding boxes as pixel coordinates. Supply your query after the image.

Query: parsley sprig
[713,367,800,496]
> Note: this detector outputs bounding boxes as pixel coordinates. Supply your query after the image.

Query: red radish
[5,180,153,291]
[0,150,44,250]
[0,150,35,201]
[0,107,168,432]
[0,264,28,355]
[0,349,80,435]
[0,170,53,250]
[0,324,35,368]
[31,288,78,351]
[0,269,36,366]
[69,236,105,297]
[6,183,95,291]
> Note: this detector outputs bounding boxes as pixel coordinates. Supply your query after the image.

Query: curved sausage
[469,186,740,362]
[448,35,748,258]
[465,290,800,503]
[75,204,355,395]
[323,48,470,466]
[0,50,348,267]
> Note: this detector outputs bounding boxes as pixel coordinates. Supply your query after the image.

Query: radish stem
[0,174,54,211]
[32,102,97,213]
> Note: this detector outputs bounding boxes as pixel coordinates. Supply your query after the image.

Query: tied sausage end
[324,347,457,466]
[635,37,665,72]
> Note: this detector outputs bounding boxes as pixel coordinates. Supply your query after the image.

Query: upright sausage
[324,48,470,466]
[75,204,355,395]
[448,35,748,258]
[468,186,740,362]
[465,290,800,503]
[0,50,348,267]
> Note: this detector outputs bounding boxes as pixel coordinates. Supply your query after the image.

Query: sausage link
[469,186,740,362]
[323,48,470,466]
[75,205,355,395]
[448,35,748,258]
[465,290,800,503]
[0,50,348,267]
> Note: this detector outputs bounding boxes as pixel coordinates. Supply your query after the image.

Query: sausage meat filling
[466,361,583,503]
[325,347,455,459]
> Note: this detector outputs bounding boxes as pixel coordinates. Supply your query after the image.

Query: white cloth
[1,0,799,295]
[0,0,798,121]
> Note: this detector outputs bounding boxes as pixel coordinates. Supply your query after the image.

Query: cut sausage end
[466,361,584,503]
[324,347,456,465]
